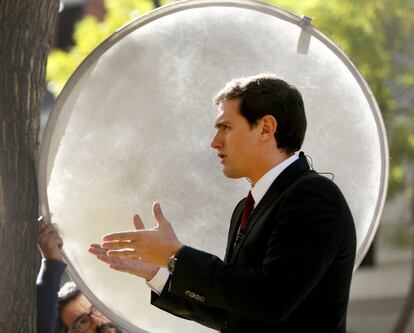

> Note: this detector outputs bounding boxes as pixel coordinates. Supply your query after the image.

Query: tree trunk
[392,195,414,333]
[0,0,59,331]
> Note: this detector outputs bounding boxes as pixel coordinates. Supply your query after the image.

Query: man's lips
[218,153,226,163]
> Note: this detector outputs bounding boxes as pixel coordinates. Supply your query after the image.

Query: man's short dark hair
[214,74,307,154]
[55,281,81,333]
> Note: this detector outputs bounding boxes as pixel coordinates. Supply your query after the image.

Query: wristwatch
[167,254,178,274]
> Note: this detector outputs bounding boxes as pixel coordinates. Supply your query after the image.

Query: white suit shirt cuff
[146,267,169,295]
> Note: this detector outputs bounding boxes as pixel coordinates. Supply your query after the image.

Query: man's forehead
[214,107,225,122]
[219,98,240,110]
[66,294,91,313]
[214,99,239,124]
[214,110,231,127]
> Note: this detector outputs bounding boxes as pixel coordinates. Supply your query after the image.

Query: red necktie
[239,191,255,232]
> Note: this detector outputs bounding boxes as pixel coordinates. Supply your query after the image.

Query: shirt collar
[251,153,299,208]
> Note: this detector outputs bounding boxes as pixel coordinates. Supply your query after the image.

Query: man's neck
[248,150,293,186]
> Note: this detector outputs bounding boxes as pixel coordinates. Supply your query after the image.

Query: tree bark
[0,0,59,331]
[392,195,414,333]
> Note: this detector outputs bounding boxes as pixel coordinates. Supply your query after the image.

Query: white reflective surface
[39,1,388,332]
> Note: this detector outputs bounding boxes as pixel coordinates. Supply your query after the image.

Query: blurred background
[44,1,414,332]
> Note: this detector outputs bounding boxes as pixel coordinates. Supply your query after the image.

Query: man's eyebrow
[215,120,231,129]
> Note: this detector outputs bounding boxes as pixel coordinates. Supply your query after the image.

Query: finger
[89,243,107,252]
[102,231,138,242]
[37,217,47,233]
[38,235,62,249]
[41,224,59,235]
[107,249,137,258]
[101,241,134,250]
[133,214,145,230]
[38,233,59,245]
[38,226,59,241]
[88,246,115,263]
[88,246,108,256]
[152,202,168,228]
[45,233,61,241]
[89,243,103,249]
[97,254,117,264]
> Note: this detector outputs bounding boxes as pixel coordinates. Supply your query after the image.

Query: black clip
[235,231,245,245]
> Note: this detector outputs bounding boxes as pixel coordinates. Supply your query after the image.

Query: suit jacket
[151,155,356,332]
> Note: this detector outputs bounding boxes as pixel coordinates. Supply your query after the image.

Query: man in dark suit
[90,74,356,332]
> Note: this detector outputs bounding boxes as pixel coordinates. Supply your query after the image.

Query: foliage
[47,0,171,94]
[47,0,414,197]
[386,219,413,249]
[268,0,414,197]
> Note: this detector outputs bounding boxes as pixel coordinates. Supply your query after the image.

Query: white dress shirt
[250,153,298,208]
[147,153,299,294]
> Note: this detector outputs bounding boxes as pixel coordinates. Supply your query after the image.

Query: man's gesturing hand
[88,244,159,281]
[89,213,160,280]
[100,202,183,267]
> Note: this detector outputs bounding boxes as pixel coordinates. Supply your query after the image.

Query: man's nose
[210,132,222,149]
[92,314,111,325]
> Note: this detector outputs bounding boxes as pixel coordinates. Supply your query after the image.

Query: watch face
[168,256,177,274]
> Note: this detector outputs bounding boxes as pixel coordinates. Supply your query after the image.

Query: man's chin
[222,169,243,179]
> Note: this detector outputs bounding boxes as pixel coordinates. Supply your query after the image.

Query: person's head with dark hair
[214,73,306,155]
[211,74,307,184]
[55,281,122,333]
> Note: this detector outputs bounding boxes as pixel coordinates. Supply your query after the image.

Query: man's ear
[259,115,277,142]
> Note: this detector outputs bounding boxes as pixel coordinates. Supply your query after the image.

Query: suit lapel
[224,199,244,262]
[230,156,310,261]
